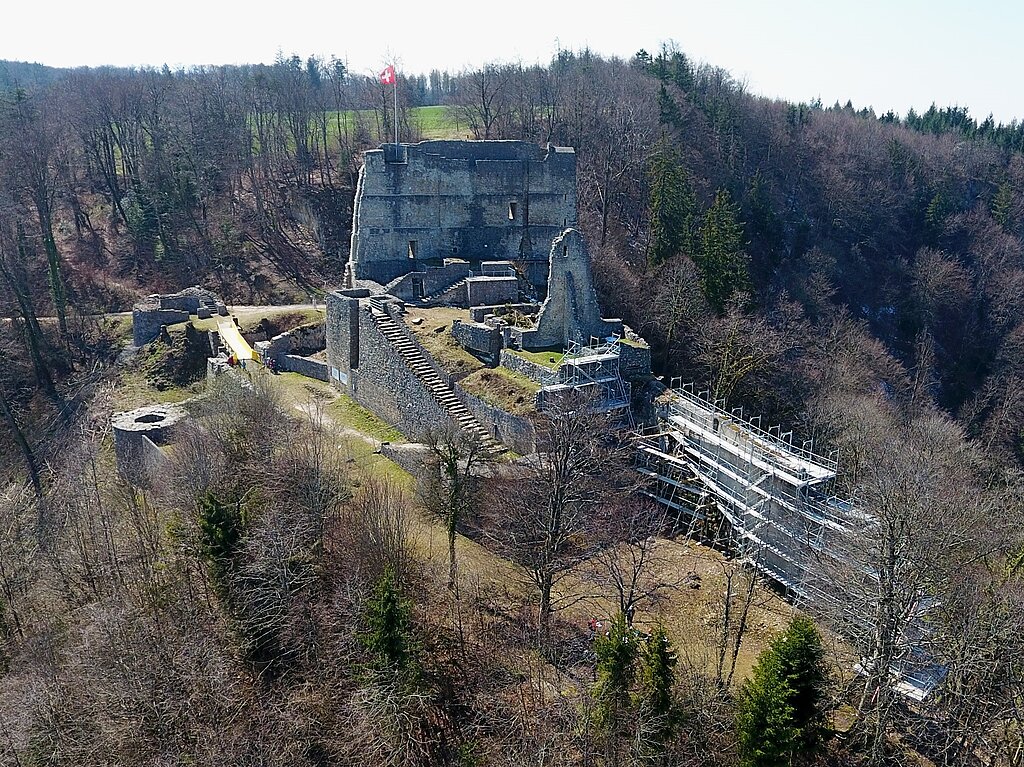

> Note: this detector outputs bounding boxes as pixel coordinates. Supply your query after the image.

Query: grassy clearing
[403,307,483,378]
[329,394,405,443]
[459,366,539,416]
[326,106,464,142]
[187,316,221,332]
[271,371,404,443]
[342,432,416,490]
[234,307,324,333]
[553,536,794,686]
[508,347,564,370]
[112,366,199,411]
[410,105,463,139]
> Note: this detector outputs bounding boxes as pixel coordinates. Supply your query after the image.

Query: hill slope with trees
[1,46,1024,766]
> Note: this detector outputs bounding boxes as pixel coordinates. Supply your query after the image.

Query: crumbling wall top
[366,139,561,163]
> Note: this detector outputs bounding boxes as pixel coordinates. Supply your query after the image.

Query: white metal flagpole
[393,66,398,146]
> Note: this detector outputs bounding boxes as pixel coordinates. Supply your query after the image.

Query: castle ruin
[325,139,640,452]
[346,140,577,290]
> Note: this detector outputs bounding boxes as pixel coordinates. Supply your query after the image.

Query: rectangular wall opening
[408,240,418,259]
[508,202,518,220]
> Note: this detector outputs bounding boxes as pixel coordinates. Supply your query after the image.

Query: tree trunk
[34,197,69,341]
[538,570,553,636]
[447,526,458,593]
[0,378,42,497]
[0,233,56,400]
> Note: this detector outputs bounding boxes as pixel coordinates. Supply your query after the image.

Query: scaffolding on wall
[636,382,855,604]
[539,335,631,415]
[635,383,948,701]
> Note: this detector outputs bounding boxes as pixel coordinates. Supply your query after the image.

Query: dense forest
[1,45,1024,766]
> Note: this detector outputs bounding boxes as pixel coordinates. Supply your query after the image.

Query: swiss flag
[380,65,396,85]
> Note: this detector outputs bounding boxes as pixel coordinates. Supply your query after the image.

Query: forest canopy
[1,43,1024,767]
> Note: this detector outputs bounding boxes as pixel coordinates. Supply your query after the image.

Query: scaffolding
[539,335,631,415]
[636,383,855,603]
[634,383,947,700]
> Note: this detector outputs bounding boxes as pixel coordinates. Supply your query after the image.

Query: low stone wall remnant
[454,384,536,455]
[499,348,555,384]
[452,320,503,359]
[279,355,329,381]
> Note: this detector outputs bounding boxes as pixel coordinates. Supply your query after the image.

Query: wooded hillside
[1,47,1024,767]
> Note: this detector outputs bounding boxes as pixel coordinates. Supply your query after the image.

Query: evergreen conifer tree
[647,144,695,267]
[736,651,796,767]
[658,84,682,128]
[593,612,638,756]
[736,616,830,766]
[363,565,415,676]
[197,492,243,596]
[992,180,1014,231]
[773,615,829,753]
[698,188,750,311]
[637,624,678,746]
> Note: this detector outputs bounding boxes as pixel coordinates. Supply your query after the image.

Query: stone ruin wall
[348,141,577,288]
[112,405,186,486]
[132,286,227,346]
[326,291,459,442]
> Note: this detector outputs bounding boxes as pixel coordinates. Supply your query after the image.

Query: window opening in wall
[411,276,424,299]
[509,202,518,220]
[408,240,417,259]
[562,244,568,258]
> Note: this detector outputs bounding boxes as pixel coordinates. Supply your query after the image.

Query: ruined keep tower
[345,140,578,289]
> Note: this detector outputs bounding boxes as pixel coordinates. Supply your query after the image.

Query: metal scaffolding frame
[539,335,631,414]
[636,383,855,603]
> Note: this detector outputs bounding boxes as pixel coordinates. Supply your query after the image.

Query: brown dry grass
[550,536,795,687]
[403,306,482,378]
[459,367,539,415]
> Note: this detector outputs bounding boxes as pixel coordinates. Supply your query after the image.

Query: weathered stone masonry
[326,291,459,441]
[346,140,577,289]
[132,286,228,346]
[112,405,186,486]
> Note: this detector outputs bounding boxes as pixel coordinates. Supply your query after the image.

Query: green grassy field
[507,348,564,370]
[265,106,466,153]
[329,105,464,141]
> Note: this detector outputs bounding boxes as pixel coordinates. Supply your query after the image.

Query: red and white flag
[380,65,396,85]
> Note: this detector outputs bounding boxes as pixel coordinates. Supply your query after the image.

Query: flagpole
[393,65,398,147]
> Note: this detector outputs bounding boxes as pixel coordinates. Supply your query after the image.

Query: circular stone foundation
[111,404,187,486]
[112,404,187,440]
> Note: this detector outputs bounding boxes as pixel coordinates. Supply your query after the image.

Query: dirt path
[291,398,378,447]
[1,302,322,323]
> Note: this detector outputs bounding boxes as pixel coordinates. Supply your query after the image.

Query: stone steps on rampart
[370,307,502,453]
[418,278,468,306]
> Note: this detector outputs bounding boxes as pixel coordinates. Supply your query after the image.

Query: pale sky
[4,0,1023,123]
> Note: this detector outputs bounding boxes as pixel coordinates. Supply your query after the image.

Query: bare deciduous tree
[587,499,676,626]
[483,391,630,637]
[422,426,490,593]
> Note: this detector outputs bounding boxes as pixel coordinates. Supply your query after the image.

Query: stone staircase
[419,278,468,306]
[369,304,502,454]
